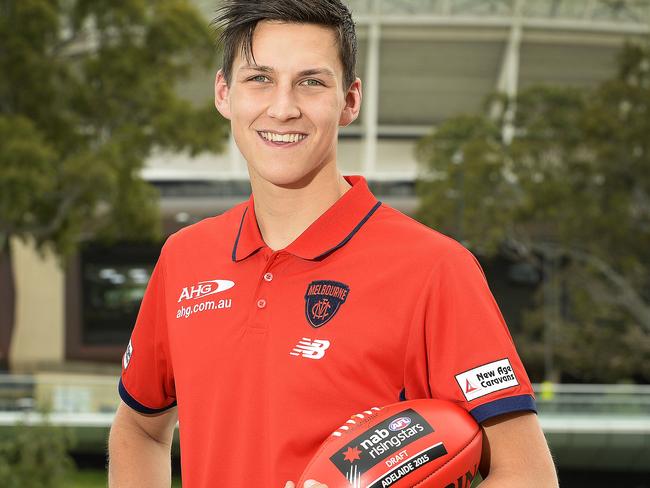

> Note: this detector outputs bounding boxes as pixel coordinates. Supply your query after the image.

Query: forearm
[479,412,558,488]
[108,422,172,488]
[479,470,558,488]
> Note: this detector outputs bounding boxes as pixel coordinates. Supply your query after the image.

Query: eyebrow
[240,65,336,78]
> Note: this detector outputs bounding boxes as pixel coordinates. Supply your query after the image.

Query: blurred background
[1,0,649,486]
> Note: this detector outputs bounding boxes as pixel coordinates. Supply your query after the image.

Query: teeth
[260,132,306,143]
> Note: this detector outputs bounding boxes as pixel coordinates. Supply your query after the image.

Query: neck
[250,165,352,251]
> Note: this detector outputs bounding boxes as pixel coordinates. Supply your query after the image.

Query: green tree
[0,416,75,488]
[0,0,228,366]
[415,41,650,383]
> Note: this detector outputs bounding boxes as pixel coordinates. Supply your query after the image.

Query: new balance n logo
[290,338,331,360]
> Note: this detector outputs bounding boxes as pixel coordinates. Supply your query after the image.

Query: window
[66,241,162,360]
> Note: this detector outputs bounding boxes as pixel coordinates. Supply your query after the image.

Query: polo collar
[231,175,381,262]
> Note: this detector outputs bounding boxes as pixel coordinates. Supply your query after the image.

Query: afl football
[297,399,482,488]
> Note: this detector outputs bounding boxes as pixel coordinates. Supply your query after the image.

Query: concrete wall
[9,237,65,372]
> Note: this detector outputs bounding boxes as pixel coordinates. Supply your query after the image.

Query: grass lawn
[67,469,182,487]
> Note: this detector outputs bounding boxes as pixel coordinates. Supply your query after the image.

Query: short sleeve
[404,245,536,424]
[118,246,176,414]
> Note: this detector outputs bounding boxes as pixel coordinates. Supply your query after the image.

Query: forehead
[233,21,342,74]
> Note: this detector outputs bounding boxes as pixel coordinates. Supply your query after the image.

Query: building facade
[5,0,649,372]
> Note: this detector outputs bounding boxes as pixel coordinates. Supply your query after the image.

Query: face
[215,21,362,188]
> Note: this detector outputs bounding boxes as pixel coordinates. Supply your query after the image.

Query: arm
[478,411,558,487]
[108,400,178,488]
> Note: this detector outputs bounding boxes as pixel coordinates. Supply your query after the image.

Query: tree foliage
[0,0,228,258]
[416,41,650,383]
[0,416,76,488]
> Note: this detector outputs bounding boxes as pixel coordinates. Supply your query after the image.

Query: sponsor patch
[123,339,133,370]
[175,278,234,319]
[176,298,232,319]
[304,280,350,328]
[455,358,519,401]
[177,279,234,303]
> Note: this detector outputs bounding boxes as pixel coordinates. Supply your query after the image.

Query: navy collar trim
[311,200,382,261]
[231,200,382,262]
[231,207,249,262]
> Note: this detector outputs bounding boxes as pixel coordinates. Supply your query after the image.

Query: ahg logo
[177,279,234,303]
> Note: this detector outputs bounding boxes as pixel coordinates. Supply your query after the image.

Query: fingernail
[304,480,318,488]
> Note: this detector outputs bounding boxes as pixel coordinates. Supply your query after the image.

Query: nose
[266,85,301,121]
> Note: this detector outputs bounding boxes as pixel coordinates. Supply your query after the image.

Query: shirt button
[264,272,273,282]
[257,299,267,309]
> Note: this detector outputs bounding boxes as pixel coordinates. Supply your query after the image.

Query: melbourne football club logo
[304,280,350,328]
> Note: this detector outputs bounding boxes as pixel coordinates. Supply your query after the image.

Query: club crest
[304,280,350,328]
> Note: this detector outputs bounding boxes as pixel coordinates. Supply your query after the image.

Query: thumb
[304,480,328,488]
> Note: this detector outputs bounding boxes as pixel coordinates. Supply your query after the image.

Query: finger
[304,480,328,488]
[284,482,295,488]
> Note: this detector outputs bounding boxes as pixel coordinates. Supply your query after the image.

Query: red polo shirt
[119,175,536,487]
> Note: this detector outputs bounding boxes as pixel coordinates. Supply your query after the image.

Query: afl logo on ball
[304,280,350,328]
[389,416,412,431]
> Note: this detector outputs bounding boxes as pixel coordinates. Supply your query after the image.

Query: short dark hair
[212,0,357,90]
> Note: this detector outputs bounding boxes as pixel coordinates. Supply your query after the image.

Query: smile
[257,131,308,147]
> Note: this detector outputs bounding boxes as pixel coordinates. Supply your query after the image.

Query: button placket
[258,254,277,309]
[248,252,282,330]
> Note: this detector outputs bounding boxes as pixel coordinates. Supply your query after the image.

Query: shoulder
[161,201,248,258]
[366,202,476,268]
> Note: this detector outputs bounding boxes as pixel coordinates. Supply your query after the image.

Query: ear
[339,77,362,127]
[215,69,232,120]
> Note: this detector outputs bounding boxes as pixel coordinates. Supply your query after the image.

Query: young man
[108,1,558,487]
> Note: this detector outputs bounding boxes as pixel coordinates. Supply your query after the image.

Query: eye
[248,75,270,83]
[300,79,324,87]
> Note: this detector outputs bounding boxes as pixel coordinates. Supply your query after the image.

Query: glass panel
[81,243,162,346]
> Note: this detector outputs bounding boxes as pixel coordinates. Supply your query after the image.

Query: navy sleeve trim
[118,378,177,414]
[469,394,537,424]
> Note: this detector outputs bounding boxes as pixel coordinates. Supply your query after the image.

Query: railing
[534,382,650,416]
[0,373,119,415]
[1,374,649,418]
[346,0,650,24]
